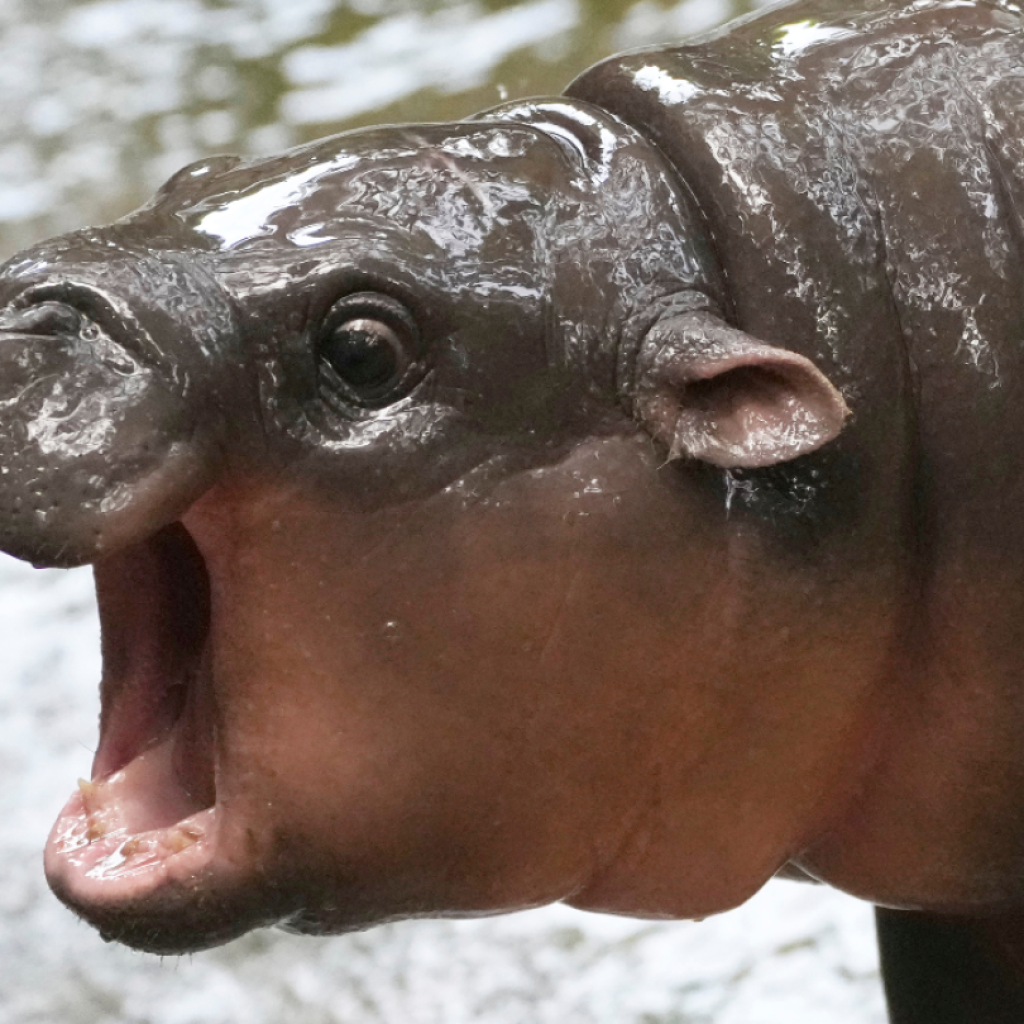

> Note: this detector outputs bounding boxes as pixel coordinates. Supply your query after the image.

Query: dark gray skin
[0,0,1021,1018]
[569,2,1024,1015]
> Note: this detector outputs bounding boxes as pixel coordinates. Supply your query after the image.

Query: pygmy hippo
[0,0,1022,1018]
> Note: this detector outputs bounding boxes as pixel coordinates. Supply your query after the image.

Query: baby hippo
[0,0,1022,1018]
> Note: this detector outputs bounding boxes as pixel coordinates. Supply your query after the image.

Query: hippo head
[0,100,850,952]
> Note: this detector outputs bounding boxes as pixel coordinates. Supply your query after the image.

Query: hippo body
[0,0,1023,1018]
[574,0,1024,891]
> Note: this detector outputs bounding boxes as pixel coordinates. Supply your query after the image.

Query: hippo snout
[0,253,247,568]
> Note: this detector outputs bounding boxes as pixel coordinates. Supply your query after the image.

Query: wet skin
[0,0,1023,1017]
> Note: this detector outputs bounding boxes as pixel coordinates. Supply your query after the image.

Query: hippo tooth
[120,837,144,860]
[77,777,97,810]
[85,815,111,842]
[165,827,201,853]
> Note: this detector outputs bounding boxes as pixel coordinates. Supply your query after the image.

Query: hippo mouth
[43,522,224,925]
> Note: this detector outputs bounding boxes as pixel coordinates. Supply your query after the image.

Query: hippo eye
[317,292,420,410]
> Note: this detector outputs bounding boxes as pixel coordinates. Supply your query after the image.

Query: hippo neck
[571,0,1024,908]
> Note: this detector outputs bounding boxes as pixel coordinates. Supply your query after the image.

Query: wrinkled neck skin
[0,84,995,957]
[571,0,1024,917]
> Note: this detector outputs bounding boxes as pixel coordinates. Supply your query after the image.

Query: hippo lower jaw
[42,522,239,948]
[45,745,218,917]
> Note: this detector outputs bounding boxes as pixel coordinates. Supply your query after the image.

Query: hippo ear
[633,310,850,468]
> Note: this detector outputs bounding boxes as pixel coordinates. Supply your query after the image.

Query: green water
[0,0,767,255]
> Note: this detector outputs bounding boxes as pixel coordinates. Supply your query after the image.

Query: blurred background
[0,1,886,1021]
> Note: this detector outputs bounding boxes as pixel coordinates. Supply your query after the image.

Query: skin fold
[0,0,1021,1018]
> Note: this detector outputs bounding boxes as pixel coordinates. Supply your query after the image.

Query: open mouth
[44,522,222,905]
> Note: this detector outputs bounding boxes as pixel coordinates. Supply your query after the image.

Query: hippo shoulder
[566,0,1024,402]
[566,0,1024,274]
